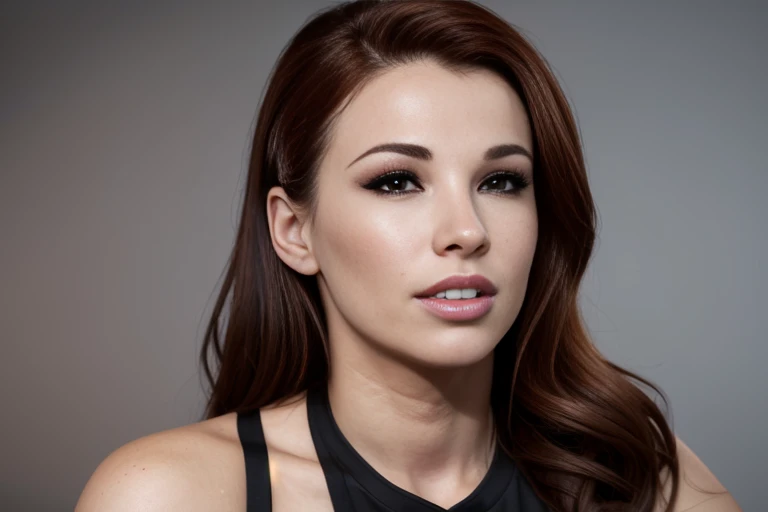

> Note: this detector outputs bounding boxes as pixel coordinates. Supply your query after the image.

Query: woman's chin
[393,339,498,370]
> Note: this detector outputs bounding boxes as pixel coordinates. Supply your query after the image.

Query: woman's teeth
[432,288,480,300]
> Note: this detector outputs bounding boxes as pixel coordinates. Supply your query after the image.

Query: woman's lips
[415,295,495,321]
[415,274,497,298]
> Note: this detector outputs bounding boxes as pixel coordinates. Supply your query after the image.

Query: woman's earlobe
[266,187,319,275]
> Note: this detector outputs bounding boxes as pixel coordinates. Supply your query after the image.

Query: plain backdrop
[1,1,765,510]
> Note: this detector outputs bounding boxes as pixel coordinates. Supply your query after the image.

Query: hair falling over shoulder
[199,1,680,510]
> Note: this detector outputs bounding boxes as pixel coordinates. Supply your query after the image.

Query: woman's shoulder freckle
[76,392,327,511]
[76,412,246,511]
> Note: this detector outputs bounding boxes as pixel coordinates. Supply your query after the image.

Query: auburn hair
[200,1,680,510]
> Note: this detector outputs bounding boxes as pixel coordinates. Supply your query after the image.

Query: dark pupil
[388,178,407,191]
[488,178,504,190]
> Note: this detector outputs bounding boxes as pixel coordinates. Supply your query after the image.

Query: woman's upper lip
[415,274,498,298]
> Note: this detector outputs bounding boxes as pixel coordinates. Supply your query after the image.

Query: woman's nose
[431,190,489,258]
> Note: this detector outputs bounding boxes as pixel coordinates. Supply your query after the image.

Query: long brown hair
[200,1,680,509]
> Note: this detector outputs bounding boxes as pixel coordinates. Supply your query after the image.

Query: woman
[76,1,741,510]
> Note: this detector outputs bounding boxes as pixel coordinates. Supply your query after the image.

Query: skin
[268,59,538,505]
[75,60,741,511]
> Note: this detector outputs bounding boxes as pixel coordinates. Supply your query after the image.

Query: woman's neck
[326,343,496,502]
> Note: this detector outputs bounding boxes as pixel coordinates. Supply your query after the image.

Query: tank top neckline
[306,383,519,511]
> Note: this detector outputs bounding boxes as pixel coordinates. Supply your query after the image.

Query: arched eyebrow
[346,142,533,169]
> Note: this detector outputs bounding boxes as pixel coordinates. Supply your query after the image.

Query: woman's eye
[481,175,514,192]
[480,171,530,194]
[362,171,421,195]
[380,175,418,193]
[363,169,530,196]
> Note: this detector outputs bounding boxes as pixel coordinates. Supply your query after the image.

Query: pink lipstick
[414,274,497,321]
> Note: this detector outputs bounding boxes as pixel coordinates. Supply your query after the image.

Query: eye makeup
[361,165,531,197]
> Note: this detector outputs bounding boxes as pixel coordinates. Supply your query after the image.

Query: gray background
[1,1,765,510]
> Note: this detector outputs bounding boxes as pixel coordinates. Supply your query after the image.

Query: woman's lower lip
[415,295,495,321]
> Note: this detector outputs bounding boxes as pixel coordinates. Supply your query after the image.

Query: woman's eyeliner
[362,169,530,196]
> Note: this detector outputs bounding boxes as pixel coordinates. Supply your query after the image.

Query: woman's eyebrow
[346,142,532,169]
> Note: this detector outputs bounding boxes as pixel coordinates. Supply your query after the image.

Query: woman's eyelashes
[361,168,531,196]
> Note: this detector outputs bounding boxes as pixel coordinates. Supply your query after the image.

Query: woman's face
[302,60,537,368]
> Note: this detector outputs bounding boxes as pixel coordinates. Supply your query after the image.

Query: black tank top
[237,384,550,511]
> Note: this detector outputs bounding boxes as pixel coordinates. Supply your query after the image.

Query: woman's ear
[266,186,319,275]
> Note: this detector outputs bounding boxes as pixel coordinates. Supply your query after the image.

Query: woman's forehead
[323,61,533,169]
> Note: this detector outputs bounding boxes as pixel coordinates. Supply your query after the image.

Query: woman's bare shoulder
[75,393,327,512]
[75,412,246,512]
[655,435,742,512]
